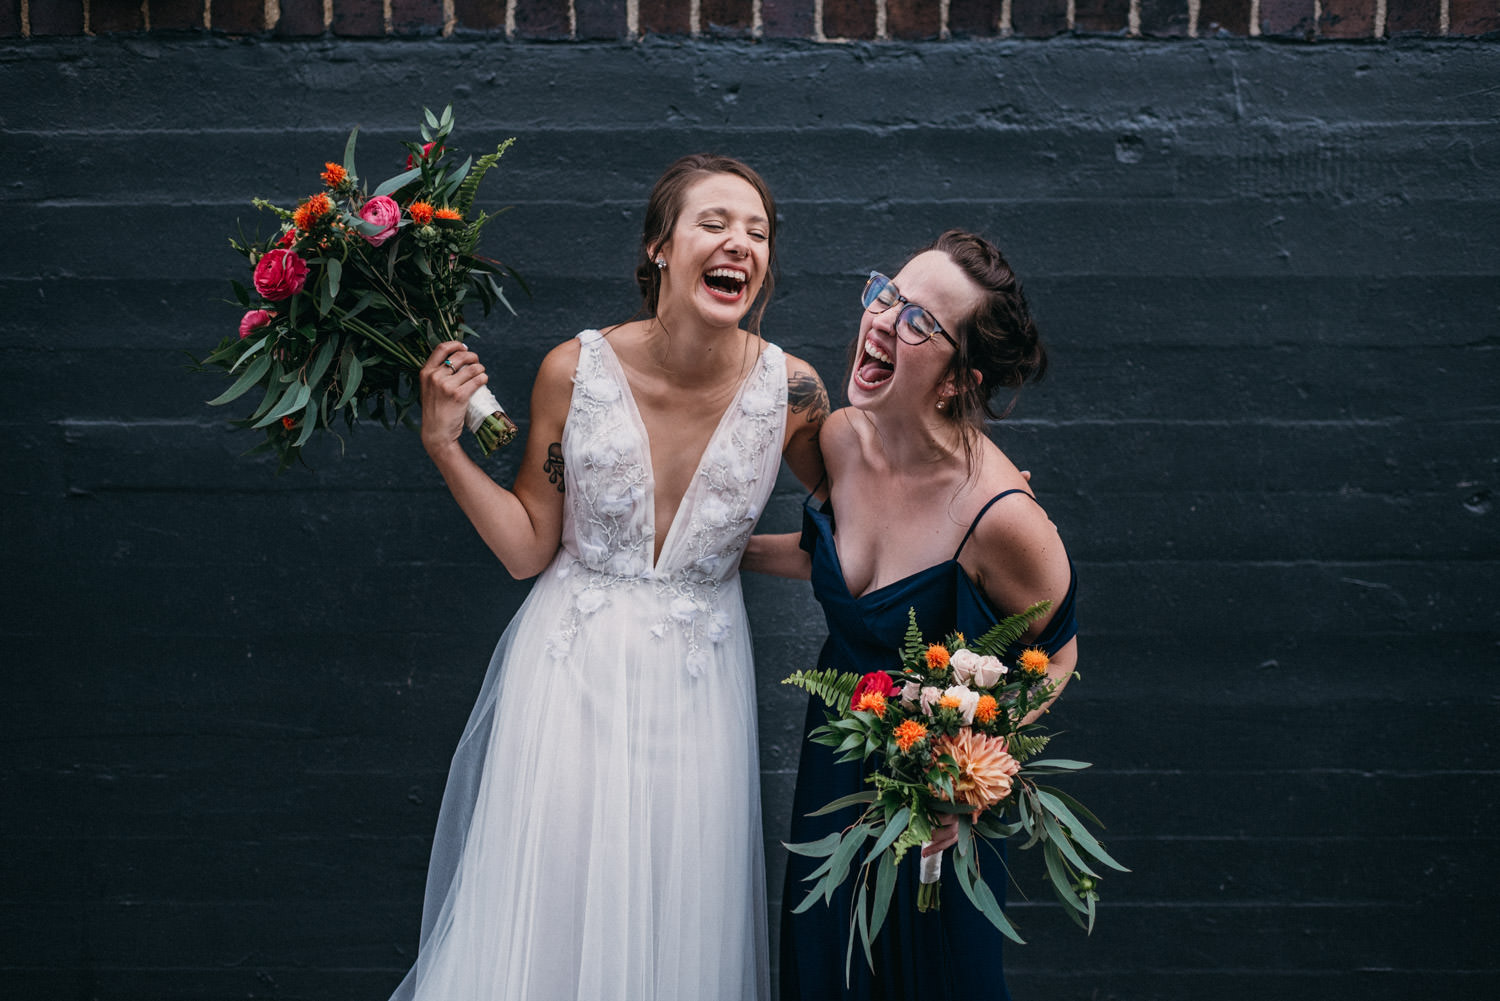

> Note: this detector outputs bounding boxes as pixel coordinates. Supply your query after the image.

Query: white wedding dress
[389,329,786,1001]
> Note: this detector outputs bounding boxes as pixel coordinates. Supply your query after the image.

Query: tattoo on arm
[788,372,830,426]
[544,442,565,493]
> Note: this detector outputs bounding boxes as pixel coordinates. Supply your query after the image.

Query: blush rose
[252,249,309,302]
[358,195,402,247]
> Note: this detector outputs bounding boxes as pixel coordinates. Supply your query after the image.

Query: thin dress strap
[952,489,1037,560]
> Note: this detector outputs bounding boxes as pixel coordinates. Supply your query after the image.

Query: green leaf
[292,394,318,447]
[953,847,1025,945]
[230,280,250,307]
[804,790,877,818]
[372,167,421,199]
[867,846,899,948]
[1039,811,1099,879]
[783,832,842,859]
[253,379,312,428]
[1036,790,1128,872]
[305,336,338,388]
[424,107,440,129]
[342,125,359,179]
[865,806,910,863]
[1025,759,1093,772]
[205,352,271,406]
[854,880,872,974]
[335,351,364,409]
[1043,841,1089,915]
[228,335,270,373]
[326,256,342,300]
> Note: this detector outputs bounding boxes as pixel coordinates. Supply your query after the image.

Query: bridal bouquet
[783,605,1125,974]
[199,106,522,471]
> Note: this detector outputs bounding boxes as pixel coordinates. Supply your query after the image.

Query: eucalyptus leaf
[292,395,319,447]
[865,806,910,864]
[335,352,364,409]
[253,379,312,428]
[953,848,1025,945]
[1040,811,1099,879]
[1036,790,1128,872]
[206,352,271,406]
[227,335,270,374]
[372,167,421,199]
[783,832,842,859]
[804,791,876,817]
[342,125,359,178]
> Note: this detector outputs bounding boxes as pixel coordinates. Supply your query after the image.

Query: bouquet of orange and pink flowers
[198,106,522,471]
[784,604,1125,975]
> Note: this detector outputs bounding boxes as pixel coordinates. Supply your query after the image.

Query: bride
[387,154,826,1001]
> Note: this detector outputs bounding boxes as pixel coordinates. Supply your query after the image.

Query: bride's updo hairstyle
[634,153,779,335]
[929,229,1047,441]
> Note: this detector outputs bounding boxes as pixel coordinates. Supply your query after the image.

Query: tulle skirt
[389,552,770,1001]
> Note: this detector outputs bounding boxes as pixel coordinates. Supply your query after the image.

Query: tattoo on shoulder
[788,372,830,425]
[544,442,565,492]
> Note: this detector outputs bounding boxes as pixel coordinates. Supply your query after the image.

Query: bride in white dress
[389,155,827,1001]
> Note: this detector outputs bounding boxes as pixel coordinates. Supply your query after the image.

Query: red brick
[30,1,84,33]
[94,1,146,32]
[273,0,323,35]
[149,0,205,29]
[212,0,268,33]
[1449,0,1500,35]
[822,0,875,38]
[1316,0,1374,36]
[761,0,814,36]
[390,0,444,34]
[1382,0,1438,33]
[1010,0,1068,37]
[453,0,505,30]
[701,0,754,33]
[1075,0,1129,32]
[1139,0,1191,35]
[1258,0,1315,36]
[513,0,569,37]
[575,0,628,37]
[1198,0,1250,34]
[640,0,691,34]
[887,0,941,37]
[331,0,384,36]
[0,0,19,37]
[949,0,1004,35]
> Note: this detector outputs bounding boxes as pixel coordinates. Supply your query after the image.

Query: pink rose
[239,309,275,339]
[405,141,441,169]
[252,249,309,301]
[358,195,401,247]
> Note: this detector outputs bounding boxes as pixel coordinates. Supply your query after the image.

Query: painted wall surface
[2,29,1497,1000]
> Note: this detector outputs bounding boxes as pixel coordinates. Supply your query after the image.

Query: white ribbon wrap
[919,843,942,884]
[464,384,508,432]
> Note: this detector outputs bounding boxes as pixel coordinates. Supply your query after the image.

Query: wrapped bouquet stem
[199,105,523,470]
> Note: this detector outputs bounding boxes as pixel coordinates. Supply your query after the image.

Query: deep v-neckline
[597,335,764,570]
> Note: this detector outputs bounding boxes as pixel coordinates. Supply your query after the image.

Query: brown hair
[633,154,779,335]
[926,228,1047,430]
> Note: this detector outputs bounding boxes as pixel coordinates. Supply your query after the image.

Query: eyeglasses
[862,272,957,348]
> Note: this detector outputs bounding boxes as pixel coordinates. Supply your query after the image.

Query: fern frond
[783,668,861,708]
[969,600,1052,659]
[900,608,926,665]
[1008,731,1052,762]
[454,137,516,216]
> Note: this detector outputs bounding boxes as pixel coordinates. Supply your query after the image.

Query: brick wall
[3,20,1497,1001]
[9,0,1500,38]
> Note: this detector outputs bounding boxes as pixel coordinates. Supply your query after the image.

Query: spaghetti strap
[952,488,1037,560]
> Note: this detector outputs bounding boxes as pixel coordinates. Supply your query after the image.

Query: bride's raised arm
[419,338,576,580]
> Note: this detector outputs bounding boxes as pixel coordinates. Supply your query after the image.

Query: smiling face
[653,172,772,331]
[848,250,985,414]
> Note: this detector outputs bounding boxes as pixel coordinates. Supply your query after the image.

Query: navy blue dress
[780,492,1078,1001]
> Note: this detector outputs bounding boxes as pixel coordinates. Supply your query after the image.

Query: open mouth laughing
[703,266,749,300]
[853,335,895,390]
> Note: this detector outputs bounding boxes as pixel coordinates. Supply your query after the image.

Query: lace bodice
[548,329,787,669]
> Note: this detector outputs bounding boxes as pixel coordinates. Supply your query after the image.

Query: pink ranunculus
[358,195,402,247]
[238,308,276,339]
[252,249,309,301]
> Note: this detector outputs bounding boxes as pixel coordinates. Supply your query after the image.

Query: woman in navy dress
[745,230,1078,1000]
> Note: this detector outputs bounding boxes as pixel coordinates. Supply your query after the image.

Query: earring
[936,400,946,412]
[655,257,666,270]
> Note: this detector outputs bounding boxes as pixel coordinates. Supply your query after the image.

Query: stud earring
[936,399,947,412]
[655,257,666,270]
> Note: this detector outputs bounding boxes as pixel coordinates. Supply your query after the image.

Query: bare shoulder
[783,352,830,422]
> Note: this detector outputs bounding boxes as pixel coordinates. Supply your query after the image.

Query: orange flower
[1019,648,1050,675]
[939,694,962,710]
[408,201,435,225]
[434,207,462,222]
[974,694,999,724]
[926,644,950,670]
[894,719,928,753]
[935,730,1020,810]
[320,162,347,187]
[280,416,297,430]
[854,691,888,718]
[292,193,332,231]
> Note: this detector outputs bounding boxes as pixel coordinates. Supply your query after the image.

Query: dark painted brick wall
[3,31,1498,1001]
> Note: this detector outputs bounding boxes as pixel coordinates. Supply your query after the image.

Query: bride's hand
[420,341,487,456]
